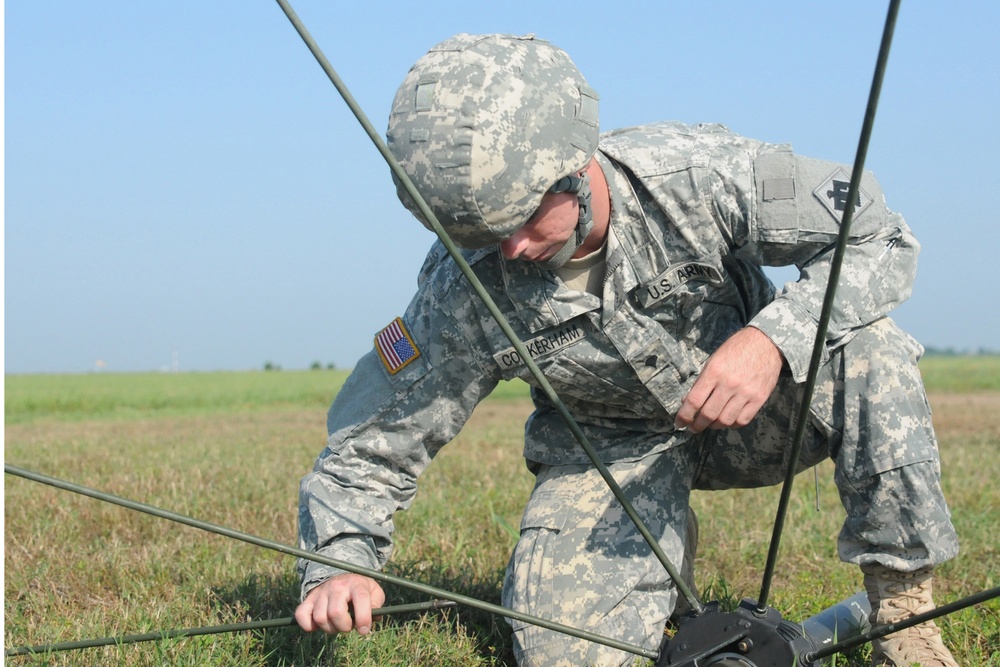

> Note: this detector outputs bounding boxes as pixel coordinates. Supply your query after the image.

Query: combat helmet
[386,33,600,260]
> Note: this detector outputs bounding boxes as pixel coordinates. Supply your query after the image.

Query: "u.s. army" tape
[636,261,724,308]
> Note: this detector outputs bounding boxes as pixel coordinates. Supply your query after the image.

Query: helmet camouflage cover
[386,33,600,249]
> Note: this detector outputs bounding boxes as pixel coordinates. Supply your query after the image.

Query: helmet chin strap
[539,171,594,270]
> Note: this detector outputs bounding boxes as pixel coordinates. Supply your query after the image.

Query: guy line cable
[4,464,659,661]
[5,601,456,658]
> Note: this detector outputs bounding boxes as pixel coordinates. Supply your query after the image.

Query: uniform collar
[499,253,600,333]
[596,151,643,323]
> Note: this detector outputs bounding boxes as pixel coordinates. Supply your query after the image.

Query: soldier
[294,33,959,667]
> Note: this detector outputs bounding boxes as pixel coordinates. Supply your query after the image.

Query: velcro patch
[762,177,795,200]
[375,317,421,375]
[637,262,725,308]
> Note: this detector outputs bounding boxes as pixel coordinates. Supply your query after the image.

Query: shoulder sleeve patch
[812,166,874,222]
[374,317,421,375]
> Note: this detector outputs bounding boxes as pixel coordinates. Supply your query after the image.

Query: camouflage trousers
[501,319,958,667]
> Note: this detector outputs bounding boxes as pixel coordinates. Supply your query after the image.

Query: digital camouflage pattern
[501,451,696,666]
[298,120,957,664]
[496,317,956,666]
[386,33,599,249]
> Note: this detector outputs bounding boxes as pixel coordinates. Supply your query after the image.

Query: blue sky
[5,1,999,374]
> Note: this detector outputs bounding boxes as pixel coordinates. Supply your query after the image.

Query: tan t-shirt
[555,242,607,296]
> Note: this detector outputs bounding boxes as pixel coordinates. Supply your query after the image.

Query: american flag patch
[374,317,420,375]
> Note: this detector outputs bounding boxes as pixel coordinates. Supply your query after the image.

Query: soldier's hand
[675,327,783,433]
[295,573,386,636]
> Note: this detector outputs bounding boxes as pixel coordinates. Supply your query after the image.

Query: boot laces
[880,575,933,622]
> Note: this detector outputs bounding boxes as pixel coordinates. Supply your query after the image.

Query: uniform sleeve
[707,140,919,382]
[297,276,500,598]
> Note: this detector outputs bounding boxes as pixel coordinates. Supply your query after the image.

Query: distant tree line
[923,346,998,356]
[263,361,337,371]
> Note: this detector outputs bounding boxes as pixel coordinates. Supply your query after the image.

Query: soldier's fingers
[710,396,745,430]
[348,580,379,635]
[676,377,716,429]
[300,589,344,634]
[689,389,728,433]
[298,579,358,635]
[370,581,387,622]
[294,597,318,633]
[732,401,762,428]
[322,589,355,634]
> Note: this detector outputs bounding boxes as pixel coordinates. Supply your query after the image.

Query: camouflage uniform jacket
[298,121,918,594]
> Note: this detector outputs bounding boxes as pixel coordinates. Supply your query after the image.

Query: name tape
[493,321,586,371]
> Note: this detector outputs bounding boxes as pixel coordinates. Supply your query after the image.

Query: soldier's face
[499,190,578,263]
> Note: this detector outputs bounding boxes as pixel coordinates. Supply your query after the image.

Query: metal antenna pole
[755,0,901,614]
[273,0,701,614]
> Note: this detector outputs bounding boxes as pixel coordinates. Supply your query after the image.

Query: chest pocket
[596,269,746,418]
[638,260,745,342]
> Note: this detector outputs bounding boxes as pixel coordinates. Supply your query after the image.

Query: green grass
[4,362,998,665]
[3,372,531,425]
[7,352,991,425]
[918,354,1000,392]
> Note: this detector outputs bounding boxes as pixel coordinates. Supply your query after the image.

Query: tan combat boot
[861,564,959,666]
[669,507,699,622]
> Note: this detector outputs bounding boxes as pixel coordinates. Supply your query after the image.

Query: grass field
[5,357,999,665]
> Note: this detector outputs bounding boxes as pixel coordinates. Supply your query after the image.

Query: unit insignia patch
[813,167,874,222]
